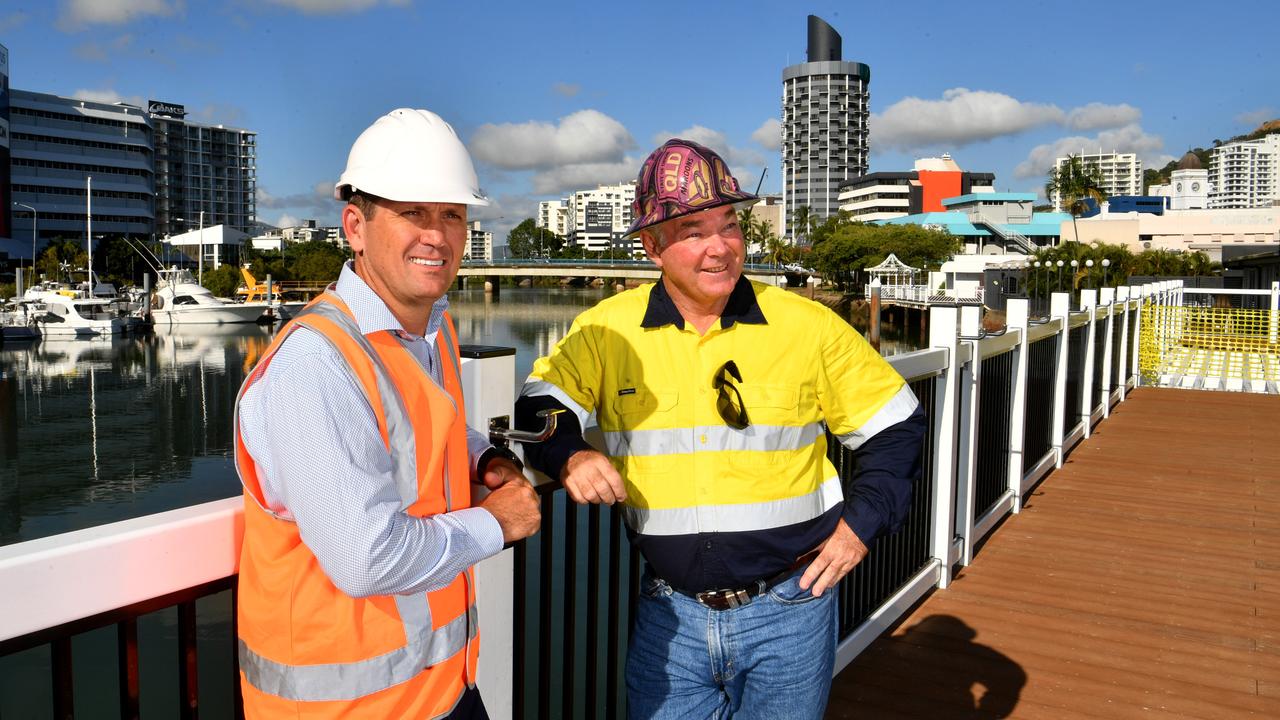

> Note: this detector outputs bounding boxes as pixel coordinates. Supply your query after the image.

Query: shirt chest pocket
[607,389,681,475]
[737,384,801,425]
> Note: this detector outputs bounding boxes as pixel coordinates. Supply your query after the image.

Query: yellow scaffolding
[1139,304,1280,392]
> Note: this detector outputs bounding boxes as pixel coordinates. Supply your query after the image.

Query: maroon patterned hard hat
[625,139,758,238]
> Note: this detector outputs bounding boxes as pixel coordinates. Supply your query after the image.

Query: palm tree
[790,205,814,247]
[1045,155,1108,244]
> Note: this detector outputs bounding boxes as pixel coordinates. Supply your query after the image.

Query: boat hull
[151,303,270,325]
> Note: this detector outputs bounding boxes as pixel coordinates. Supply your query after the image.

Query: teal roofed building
[879,193,1071,254]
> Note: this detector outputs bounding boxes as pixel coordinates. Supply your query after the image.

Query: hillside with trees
[1142,118,1278,190]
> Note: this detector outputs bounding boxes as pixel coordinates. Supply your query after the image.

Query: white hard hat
[334,108,489,206]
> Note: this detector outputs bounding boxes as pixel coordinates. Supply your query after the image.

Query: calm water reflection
[0,286,920,547]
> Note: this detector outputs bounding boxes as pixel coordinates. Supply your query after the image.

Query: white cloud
[257,182,334,210]
[652,126,765,171]
[265,0,409,13]
[531,158,639,196]
[58,0,177,29]
[471,110,635,171]
[872,88,1064,152]
[272,213,302,229]
[1235,107,1277,128]
[74,34,134,62]
[552,82,581,98]
[1014,124,1172,179]
[1065,103,1141,131]
[0,11,30,32]
[751,118,781,151]
[72,88,146,107]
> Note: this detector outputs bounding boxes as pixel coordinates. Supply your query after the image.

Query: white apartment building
[150,101,257,238]
[1209,134,1280,209]
[7,89,154,257]
[466,220,492,261]
[537,199,569,238]
[563,181,636,253]
[1148,152,1211,211]
[1052,151,1142,210]
[782,16,870,235]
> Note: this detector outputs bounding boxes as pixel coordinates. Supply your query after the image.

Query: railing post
[1049,292,1071,468]
[955,305,982,566]
[1130,285,1144,385]
[1005,298,1029,513]
[1080,289,1098,438]
[459,346,517,720]
[928,305,960,588]
[1099,288,1116,418]
[1115,287,1131,399]
[1270,280,1278,345]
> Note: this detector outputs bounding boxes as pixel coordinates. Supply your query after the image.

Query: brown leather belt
[672,551,819,611]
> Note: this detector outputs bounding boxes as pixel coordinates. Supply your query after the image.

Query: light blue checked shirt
[238,262,503,598]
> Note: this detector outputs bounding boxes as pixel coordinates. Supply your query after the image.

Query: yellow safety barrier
[1140,305,1280,389]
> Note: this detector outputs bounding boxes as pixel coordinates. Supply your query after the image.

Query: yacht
[151,268,271,325]
[1,300,41,341]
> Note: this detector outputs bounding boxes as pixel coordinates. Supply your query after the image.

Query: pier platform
[827,387,1280,719]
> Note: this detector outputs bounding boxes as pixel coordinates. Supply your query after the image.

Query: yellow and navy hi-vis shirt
[516,277,925,593]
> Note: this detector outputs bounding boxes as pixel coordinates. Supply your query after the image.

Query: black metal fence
[1091,319,1107,410]
[1111,312,1127,391]
[0,578,242,720]
[1065,324,1088,431]
[973,350,1014,518]
[1023,335,1059,473]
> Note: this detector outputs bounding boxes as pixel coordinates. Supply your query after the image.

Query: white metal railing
[0,284,1177,718]
[973,212,1035,254]
[868,283,985,305]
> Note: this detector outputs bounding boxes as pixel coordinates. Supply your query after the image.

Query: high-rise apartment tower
[781,15,870,239]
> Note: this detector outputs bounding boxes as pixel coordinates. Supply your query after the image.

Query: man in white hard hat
[233,108,540,719]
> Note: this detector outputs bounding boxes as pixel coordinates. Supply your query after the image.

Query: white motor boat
[1,299,42,341]
[151,269,271,325]
[20,292,128,337]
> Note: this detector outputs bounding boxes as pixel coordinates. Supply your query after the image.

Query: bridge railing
[0,286,1167,719]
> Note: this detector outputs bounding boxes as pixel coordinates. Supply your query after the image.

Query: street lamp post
[1085,259,1095,288]
[1102,258,1111,287]
[13,202,37,281]
[1033,260,1042,312]
[1070,259,1079,296]
[1056,259,1064,293]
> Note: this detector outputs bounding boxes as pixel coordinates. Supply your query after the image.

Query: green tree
[807,223,958,292]
[35,238,87,281]
[202,263,243,298]
[287,240,349,282]
[1045,155,1108,244]
[789,205,814,246]
[506,219,563,259]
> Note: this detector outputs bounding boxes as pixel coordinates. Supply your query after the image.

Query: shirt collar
[333,260,449,338]
[640,275,767,330]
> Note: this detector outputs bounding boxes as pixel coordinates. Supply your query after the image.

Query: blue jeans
[626,570,837,720]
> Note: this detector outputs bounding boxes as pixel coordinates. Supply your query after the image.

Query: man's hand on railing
[479,477,542,543]
[562,449,627,505]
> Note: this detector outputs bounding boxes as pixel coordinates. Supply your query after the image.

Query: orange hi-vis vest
[233,293,479,718]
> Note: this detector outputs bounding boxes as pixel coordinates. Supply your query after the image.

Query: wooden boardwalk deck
[827,387,1280,719]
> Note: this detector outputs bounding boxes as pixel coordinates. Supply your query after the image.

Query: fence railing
[2,283,1186,719]
[867,283,985,305]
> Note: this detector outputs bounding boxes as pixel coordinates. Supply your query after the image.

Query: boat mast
[86,175,93,295]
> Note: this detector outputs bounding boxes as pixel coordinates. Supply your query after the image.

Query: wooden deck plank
[828,388,1280,719]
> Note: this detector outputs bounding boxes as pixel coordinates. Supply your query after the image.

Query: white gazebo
[866,253,920,287]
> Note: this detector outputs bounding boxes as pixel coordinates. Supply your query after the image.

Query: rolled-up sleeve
[238,328,503,598]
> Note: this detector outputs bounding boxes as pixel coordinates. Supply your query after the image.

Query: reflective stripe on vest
[603,421,825,457]
[622,475,844,536]
[236,604,478,703]
[236,294,475,703]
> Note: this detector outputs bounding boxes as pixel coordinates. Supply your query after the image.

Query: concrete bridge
[457,258,789,289]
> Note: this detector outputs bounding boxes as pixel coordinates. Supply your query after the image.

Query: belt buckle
[695,588,751,610]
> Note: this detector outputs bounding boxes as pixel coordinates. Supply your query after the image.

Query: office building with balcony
[561,181,636,254]
[150,101,257,239]
[1051,151,1142,210]
[782,15,870,237]
[6,89,154,259]
[537,199,569,238]
[466,220,492,261]
[1208,134,1279,209]
[839,155,995,222]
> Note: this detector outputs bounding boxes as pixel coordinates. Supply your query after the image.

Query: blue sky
[4,0,1278,241]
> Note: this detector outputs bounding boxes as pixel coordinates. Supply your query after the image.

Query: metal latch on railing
[488,408,563,448]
